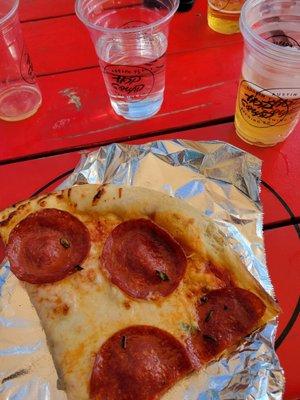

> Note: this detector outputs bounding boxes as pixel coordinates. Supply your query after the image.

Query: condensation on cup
[207,0,245,35]
[75,0,178,121]
[0,0,42,122]
[235,0,300,147]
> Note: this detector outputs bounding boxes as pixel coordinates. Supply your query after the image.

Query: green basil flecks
[60,238,70,249]
[199,295,208,304]
[205,310,213,323]
[75,265,84,271]
[202,334,218,344]
[180,322,198,335]
[156,270,170,281]
[120,335,127,349]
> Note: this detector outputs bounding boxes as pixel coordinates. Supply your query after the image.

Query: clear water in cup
[95,7,168,120]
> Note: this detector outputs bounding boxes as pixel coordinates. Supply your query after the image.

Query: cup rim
[75,0,179,33]
[240,0,300,63]
[0,0,19,25]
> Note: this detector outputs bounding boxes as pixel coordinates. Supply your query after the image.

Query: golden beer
[235,80,300,146]
[207,0,244,34]
[235,0,300,146]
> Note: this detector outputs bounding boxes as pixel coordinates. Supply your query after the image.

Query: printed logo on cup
[20,46,36,85]
[208,0,241,11]
[104,65,155,101]
[238,80,300,128]
[266,34,300,49]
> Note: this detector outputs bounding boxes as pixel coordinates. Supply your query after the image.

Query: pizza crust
[0,184,280,400]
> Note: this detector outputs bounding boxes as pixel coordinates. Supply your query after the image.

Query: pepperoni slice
[90,325,193,400]
[6,208,90,284]
[188,287,266,363]
[101,219,187,299]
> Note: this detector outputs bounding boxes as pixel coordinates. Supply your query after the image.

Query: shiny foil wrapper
[0,140,284,399]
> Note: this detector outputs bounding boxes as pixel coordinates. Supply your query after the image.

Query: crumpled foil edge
[0,140,284,400]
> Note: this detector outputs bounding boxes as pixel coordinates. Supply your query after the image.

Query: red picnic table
[0,1,299,398]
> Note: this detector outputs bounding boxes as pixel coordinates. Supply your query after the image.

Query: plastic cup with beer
[235,0,300,147]
[0,0,42,121]
[207,0,245,34]
[75,0,179,121]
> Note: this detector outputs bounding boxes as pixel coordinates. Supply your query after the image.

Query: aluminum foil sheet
[0,140,284,399]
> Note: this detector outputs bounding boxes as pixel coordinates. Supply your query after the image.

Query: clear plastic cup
[235,0,300,147]
[75,0,179,120]
[0,0,42,122]
[207,0,245,34]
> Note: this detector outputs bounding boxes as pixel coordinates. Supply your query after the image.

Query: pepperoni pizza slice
[0,185,280,400]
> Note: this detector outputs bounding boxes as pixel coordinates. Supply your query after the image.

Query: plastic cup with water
[0,0,42,122]
[235,0,300,146]
[75,0,179,120]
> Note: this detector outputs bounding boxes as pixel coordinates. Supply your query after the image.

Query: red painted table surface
[0,0,299,398]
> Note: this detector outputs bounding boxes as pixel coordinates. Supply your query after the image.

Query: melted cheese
[0,185,278,400]
[25,212,224,400]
